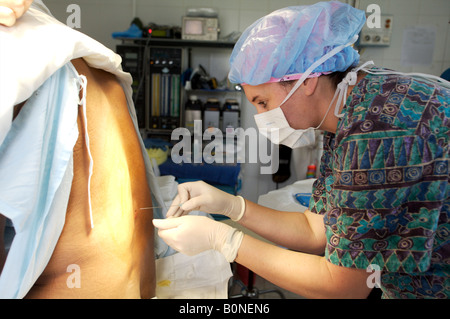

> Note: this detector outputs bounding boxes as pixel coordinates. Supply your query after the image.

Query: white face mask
[254,35,360,149]
[254,107,317,148]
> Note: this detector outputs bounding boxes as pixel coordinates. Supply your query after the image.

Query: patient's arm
[0,214,5,275]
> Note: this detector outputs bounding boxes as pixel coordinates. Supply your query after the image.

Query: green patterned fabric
[309,70,450,298]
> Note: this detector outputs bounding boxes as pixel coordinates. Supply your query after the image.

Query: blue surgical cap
[229,1,366,85]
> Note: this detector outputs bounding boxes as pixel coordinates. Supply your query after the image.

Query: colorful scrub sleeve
[309,70,450,299]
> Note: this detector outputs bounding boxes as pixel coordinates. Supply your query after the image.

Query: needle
[139,203,184,210]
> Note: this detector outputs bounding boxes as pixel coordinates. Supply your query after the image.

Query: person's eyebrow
[252,95,260,103]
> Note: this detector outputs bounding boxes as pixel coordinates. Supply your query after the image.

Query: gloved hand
[153,215,244,262]
[166,181,246,221]
[0,0,33,26]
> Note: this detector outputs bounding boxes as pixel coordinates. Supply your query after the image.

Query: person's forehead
[243,82,286,99]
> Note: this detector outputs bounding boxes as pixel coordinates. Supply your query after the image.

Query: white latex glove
[153,215,244,262]
[166,181,246,221]
[0,0,33,26]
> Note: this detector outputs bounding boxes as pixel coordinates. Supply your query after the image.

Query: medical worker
[154,1,450,299]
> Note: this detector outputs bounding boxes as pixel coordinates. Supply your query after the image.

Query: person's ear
[302,77,319,96]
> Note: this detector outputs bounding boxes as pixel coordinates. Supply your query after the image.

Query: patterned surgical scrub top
[309,70,450,299]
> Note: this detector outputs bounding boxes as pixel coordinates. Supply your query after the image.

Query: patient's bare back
[24,58,155,298]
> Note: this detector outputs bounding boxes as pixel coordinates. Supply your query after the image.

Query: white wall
[357,0,450,76]
[43,0,450,202]
[44,0,450,76]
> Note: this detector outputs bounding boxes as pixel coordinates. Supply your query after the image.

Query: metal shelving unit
[116,37,237,139]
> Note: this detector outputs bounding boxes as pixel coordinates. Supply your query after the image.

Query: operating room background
[43,0,450,203]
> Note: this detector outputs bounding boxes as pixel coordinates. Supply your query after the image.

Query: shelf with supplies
[116,37,236,49]
[115,37,240,141]
[184,91,242,137]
